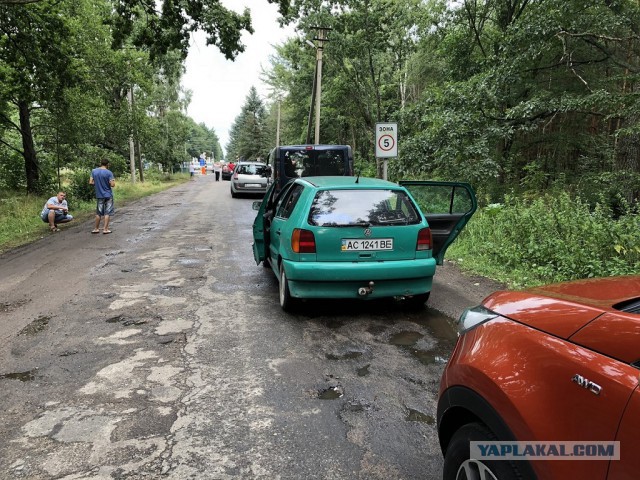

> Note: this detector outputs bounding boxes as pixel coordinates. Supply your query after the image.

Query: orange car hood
[482,276,640,340]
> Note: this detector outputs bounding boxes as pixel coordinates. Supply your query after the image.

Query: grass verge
[0,174,189,255]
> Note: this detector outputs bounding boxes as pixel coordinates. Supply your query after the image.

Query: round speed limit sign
[375,122,398,157]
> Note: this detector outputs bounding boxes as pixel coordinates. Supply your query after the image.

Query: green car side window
[276,184,304,219]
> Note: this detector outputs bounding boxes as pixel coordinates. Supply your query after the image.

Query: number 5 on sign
[375,123,398,158]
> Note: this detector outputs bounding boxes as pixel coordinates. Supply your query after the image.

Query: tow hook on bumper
[358,281,375,297]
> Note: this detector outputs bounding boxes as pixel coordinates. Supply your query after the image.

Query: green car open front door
[399,181,477,265]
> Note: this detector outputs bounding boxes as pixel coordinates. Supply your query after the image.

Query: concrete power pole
[305,27,332,145]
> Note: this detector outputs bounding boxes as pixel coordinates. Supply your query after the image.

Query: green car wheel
[279,265,298,312]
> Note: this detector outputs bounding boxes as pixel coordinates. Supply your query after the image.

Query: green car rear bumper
[282,258,437,299]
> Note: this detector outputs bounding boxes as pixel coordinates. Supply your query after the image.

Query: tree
[110,0,291,60]
[0,1,82,193]
[226,87,271,161]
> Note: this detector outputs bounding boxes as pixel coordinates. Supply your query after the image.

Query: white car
[230,161,270,198]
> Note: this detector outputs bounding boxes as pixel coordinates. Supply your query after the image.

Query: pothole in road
[326,350,363,360]
[408,349,448,366]
[389,331,423,346]
[367,324,388,336]
[106,315,148,326]
[318,385,344,400]
[412,307,458,341]
[389,330,449,365]
[0,370,36,382]
[405,407,435,424]
[1,298,30,313]
[322,319,344,330]
[178,258,203,267]
[18,316,50,336]
[356,364,370,377]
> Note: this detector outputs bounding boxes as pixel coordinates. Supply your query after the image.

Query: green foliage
[448,193,640,288]
[226,87,271,161]
[68,169,94,202]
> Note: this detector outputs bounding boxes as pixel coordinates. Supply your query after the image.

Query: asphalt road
[0,174,504,479]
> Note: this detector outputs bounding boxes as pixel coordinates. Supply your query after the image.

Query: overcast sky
[181,1,296,157]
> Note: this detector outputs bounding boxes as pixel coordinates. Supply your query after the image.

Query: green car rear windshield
[309,189,421,227]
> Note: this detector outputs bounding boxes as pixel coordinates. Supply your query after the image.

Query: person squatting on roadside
[89,159,116,234]
[40,191,73,232]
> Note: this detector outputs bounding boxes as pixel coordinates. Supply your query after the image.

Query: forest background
[0,0,638,288]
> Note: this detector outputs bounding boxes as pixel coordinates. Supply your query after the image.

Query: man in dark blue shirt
[89,159,116,234]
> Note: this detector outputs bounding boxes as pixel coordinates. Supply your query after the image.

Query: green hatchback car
[252,176,476,311]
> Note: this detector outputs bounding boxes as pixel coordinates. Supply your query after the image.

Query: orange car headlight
[457,306,500,334]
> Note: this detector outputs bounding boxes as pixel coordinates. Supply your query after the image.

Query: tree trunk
[18,99,39,194]
[614,127,640,203]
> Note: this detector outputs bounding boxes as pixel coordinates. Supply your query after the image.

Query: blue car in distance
[252,176,476,311]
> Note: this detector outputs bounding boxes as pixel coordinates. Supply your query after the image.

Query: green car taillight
[292,228,316,253]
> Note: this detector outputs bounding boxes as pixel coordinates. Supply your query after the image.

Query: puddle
[405,408,435,424]
[326,351,363,360]
[389,331,424,346]
[356,364,370,377]
[412,307,458,341]
[318,386,343,400]
[0,370,36,382]
[409,348,449,366]
[18,316,50,336]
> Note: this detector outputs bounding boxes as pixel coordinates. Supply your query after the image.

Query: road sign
[375,122,398,158]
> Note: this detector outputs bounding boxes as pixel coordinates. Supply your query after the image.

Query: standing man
[89,159,116,234]
[213,160,222,181]
[40,191,73,232]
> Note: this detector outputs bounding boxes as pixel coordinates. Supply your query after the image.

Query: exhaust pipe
[358,281,375,296]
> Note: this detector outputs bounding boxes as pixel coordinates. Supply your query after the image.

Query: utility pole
[276,99,281,147]
[305,27,331,145]
[128,86,136,183]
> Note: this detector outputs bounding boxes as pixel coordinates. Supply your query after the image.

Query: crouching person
[40,191,73,232]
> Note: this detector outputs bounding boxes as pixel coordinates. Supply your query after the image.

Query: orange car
[437,275,640,480]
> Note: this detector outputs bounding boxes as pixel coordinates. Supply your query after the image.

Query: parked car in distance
[230,161,269,198]
[252,176,476,311]
[222,162,235,181]
[437,275,640,480]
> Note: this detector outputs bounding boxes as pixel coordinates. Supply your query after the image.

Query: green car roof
[300,176,397,189]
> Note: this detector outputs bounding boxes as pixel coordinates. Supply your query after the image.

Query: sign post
[375,122,398,180]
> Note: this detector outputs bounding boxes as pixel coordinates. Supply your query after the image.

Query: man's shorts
[41,210,73,222]
[96,197,115,216]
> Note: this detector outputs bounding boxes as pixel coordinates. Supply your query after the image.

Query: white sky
[181,1,296,157]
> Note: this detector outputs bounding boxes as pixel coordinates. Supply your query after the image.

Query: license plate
[245,183,261,188]
[341,238,393,251]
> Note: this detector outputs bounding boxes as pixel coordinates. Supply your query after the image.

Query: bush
[448,192,640,287]
[68,168,94,202]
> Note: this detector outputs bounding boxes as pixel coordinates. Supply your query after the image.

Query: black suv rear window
[308,189,421,227]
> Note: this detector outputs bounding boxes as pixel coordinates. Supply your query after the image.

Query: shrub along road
[0,175,503,479]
